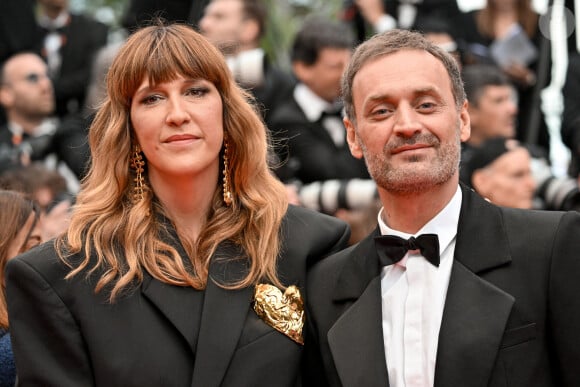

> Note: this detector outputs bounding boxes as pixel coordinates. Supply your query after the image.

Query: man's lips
[391,144,431,155]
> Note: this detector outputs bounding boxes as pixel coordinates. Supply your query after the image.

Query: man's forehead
[5,55,46,77]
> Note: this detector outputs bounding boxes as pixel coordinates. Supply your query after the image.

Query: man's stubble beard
[360,123,462,194]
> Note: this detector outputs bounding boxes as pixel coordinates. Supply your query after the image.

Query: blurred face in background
[6,211,41,260]
[0,53,55,126]
[199,0,247,54]
[468,85,517,142]
[293,47,352,103]
[472,146,536,209]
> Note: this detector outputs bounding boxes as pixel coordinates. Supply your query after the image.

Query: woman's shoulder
[5,240,80,285]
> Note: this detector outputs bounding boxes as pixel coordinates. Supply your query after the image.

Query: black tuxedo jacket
[6,205,350,386]
[304,186,580,386]
[268,92,369,184]
[37,13,108,117]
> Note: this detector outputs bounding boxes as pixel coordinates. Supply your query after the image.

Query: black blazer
[304,185,580,386]
[6,205,350,387]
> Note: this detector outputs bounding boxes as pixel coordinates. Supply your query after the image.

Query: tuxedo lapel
[190,242,253,387]
[434,186,515,386]
[328,276,390,387]
[329,230,389,387]
[435,261,514,387]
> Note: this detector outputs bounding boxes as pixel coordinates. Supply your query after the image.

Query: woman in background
[0,190,41,387]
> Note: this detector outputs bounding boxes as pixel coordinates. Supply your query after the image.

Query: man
[199,0,295,127]
[35,0,108,118]
[461,64,580,212]
[304,29,580,386]
[268,15,369,185]
[0,52,89,189]
[463,137,536,209]
[462,64,518,148]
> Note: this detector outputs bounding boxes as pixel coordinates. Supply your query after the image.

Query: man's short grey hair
[341,29,466,122]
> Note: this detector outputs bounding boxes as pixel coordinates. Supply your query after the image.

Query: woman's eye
[186,87,209,97]
[140,95,162,105]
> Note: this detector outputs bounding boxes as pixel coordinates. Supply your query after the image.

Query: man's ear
[240,18,260,45]
[344,116,363,159]
[471,169,489,196]
[460,100,471,142]
[0,86,14,108]
[292,61,311,84]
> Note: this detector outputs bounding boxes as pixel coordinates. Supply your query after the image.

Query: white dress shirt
[378,186,461,387]
[293,84,345,146]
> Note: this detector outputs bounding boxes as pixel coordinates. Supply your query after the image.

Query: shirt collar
[8,118,59,137]
[37,11,70,30]
[377,185,462,257]
[293,83,337,122]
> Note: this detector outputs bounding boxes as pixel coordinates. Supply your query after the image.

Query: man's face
[472,147,536,209]
[0,53,55,120]
[294,47,352,103]
[199,0,246,53]
[344,49,470,194]
[468,85,517,141]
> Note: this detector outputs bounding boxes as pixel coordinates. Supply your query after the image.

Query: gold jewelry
[223,137,233,206]
[130,144,146,204]
[253,284,305,345]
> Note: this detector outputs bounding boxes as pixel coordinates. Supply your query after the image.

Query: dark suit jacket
[268,93,369,184]
[0,117,90,179]
[304,185,580,386]
[6,205,350,387]
[37,13,108,117]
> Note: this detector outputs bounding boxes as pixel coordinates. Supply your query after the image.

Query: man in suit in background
[36,0,108,118]
[303,29,580,386]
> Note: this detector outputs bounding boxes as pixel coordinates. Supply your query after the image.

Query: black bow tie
[374,234,440,267]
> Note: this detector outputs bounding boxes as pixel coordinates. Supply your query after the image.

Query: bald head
[0,53,55,128]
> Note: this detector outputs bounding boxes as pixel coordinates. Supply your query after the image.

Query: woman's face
[6,212,41,260]
[130,75,224,186]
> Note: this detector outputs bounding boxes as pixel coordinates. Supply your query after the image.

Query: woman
[5,23,349,386]
[0,190,41,387]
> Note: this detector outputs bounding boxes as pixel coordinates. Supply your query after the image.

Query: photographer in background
[0,52,89,192]
[461,64,580,211]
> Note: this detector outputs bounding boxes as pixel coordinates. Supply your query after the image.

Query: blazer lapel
[435,261,514,387]
[141,224,204,352]
[190,242,253,387]
[435,186,515,386]
[329,230,390,387]
[141,273,203,352]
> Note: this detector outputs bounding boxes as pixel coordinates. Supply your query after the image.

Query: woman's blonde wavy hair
[56,22,288,301]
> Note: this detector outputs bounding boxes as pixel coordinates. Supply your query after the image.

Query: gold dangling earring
[130,144,146,204]
[223,137,233,206]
